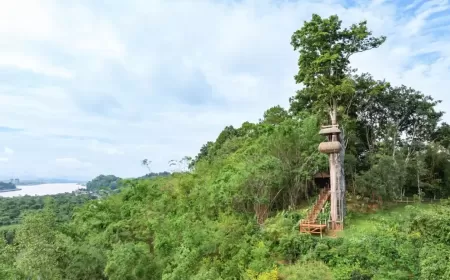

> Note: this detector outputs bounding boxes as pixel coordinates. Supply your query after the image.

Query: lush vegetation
[1,14,450,279]
[139,172,171,179]
[86,173,171,192]
[0,182,17,192]
[86,175,122,191]
[0,193,95,227]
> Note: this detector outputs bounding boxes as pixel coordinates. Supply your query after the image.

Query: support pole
[329,153,337,229]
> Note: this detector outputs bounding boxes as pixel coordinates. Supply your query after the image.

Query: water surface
[0,183,85,197]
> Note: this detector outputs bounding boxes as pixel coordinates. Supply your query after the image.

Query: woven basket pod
[318,141,342,154]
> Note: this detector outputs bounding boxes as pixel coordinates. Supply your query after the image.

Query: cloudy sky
[0,0,449,180]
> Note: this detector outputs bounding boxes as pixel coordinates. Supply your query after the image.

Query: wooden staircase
[299,188,330,235]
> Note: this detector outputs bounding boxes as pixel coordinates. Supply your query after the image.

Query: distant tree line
[139,171,171,179]
[0,192,95,227]
[85,175,122,191]
[86,171,171,192]
[0,182,17,191]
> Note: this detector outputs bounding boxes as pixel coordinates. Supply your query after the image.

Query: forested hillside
[86,175,122,191]
[0,193,95,227]
[1,14,450,279]
[0,182,17,192]
[85,172,171,192]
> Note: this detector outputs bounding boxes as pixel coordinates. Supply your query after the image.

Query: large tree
[290,15,386,118]
[290,14,386,221]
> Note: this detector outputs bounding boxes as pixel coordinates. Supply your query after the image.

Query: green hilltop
[0,182,17,192]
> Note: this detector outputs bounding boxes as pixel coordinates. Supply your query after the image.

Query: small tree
[141,159,152,173]
[169,156,193,173]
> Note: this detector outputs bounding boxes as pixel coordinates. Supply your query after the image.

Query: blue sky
[0,0,449,180]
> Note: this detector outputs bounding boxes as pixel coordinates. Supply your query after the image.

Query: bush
[279,261,333,280]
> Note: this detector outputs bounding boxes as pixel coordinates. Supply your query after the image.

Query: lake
[0,183,85,197]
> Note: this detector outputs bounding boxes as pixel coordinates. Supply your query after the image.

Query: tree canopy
[86,175,122,191]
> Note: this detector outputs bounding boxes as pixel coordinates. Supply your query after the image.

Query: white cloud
[0,53,73,79]
[55,158,92,169]
[4,147,14,155]
[405,0,423,11]
[88,140,124,156]
[0,0,125,80]
[0,0,448,179]
[0,0,55,40]
[0,158,8,163]
[403,0,449,36]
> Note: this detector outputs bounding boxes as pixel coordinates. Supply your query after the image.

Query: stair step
[304,190,331,225]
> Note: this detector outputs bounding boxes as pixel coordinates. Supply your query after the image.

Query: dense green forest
[1,14,450,279]
[86,175,122,191]
[0,182,17,192]
[0,193,95,227]
[86,172,171,192]
[139,171,171,179]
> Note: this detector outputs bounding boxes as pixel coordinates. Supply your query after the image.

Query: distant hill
[85,172,171,192]
[86,175,122,191]
[0,182,17,192]
[138,171,171,179]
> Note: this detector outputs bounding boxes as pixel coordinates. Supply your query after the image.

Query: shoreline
[0,188,22,193]
[0,183,84,198]
[16,182,84,186]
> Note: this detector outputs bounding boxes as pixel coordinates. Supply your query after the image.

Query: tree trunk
[329,100,341,228]
[330,101,337,126]
[254,203,268,225]
[327,99,346,228]
[417,160,421,200]
[339,128,346,218]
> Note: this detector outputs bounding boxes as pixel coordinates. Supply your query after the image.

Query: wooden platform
[299,188,330,236]
[299,223,327,234]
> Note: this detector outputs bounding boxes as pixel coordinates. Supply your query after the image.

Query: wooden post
[320,219,323,238]
[329,153,337,229]
[318,121,344,231]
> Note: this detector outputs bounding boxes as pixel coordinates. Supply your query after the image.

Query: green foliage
[86,174,122,191]
[139,171,171,179]
[419,243,450,279]
[432,122,450,148]
[0,192,95,226]
[280,261,333,279]
[355,155,406,199]
[261,106,290,125]
[290,14,385,116]
[105,242,157,280]
[0,181,17,191]
[0,238,19,278]
[15,210,64,279]
[245,267,279,280]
